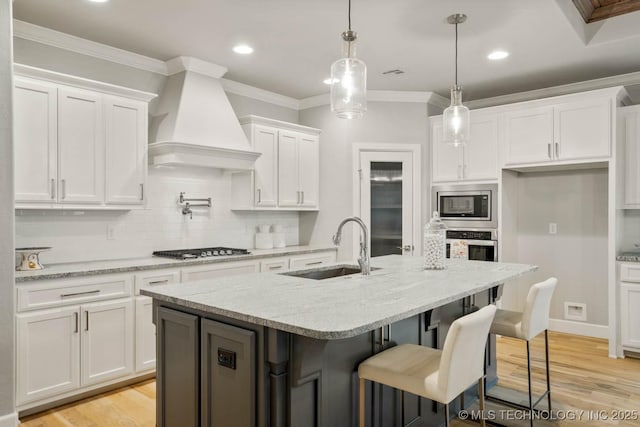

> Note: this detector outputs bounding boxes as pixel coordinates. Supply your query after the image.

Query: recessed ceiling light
[323,78,339,85]
[488,50,509,60]
[233,45,254,55]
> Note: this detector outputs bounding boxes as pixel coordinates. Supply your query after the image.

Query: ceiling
[12,0,640,100]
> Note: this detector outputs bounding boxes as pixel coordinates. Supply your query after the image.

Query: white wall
[227,92,298,123]
[298,102,432,260]
[508,169,609,326]
[0,0,16,422]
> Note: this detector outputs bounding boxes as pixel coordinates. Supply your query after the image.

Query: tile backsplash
[15,167,299,264]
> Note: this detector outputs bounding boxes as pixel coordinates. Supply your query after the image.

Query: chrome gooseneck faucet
[332,216,370,275]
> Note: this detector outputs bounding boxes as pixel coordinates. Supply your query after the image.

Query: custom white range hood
[148,57,260,170]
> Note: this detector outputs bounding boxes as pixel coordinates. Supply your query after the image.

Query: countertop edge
[142,263,538,340]
[15,246,337,283]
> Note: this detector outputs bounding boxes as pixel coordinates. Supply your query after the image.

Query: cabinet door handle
[555,143,559,159]
[140,183,144,201]
[306,261,323,266]
[61,179,66,199]
[148,279,169,285]
[74,312,79,333]
[297,191,301,204]
[85,311,89,331]
[257,188,261,204]
[51,178,56,200]
[301,191,305,204]
[269,265,282,270]
[60,289,100,298]
[547,143,552,159]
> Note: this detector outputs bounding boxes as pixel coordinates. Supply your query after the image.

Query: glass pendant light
[330,0,367,119]
[442,13,470,146]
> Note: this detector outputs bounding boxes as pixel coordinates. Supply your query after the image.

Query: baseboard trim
[548,318,609,339]
[0,412,19,427]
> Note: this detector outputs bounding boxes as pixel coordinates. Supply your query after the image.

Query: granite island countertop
[617,252,640,262]
[15,245,337,282]
[142,256,537,340]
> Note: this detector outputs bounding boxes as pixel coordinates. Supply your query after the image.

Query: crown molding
[165,56,227,78]
[467,71,640,109]
[13,19,168,75]
[298,90,450,110]
[14,63,158,102]
[222,78,300,110]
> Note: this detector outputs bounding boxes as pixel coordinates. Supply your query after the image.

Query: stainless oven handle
[446,239,497,247]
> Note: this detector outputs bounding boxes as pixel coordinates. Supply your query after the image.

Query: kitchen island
[142,256,536,427]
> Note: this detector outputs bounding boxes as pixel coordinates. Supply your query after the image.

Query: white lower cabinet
[620,283,640,350]
[135,296,156,372]
[260,257,290,273]
[17,307,80,405]
[81,299,134,386]
[289,253,337,270]
[16,299,134,405]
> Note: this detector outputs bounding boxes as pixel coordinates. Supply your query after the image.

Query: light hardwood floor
[19,332,640,427]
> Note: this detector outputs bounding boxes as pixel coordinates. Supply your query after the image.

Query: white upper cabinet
[503,96,612,166]
[504,106,554,165]
[277,130,299,207]
[58,87,105,204]
[431,112,498,183]
[232,115,320,210]
[621,106,640,208]
[105,96,147,205]
[13,65,156,209]
[297,134,320,207]
[252,125,278,207]
[14,77,58,203]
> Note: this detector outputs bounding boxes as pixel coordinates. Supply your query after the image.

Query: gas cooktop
[152,247,250,260]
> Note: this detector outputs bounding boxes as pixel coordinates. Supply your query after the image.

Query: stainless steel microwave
[432,184,498,228]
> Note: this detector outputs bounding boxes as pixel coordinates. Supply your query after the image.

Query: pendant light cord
[455,20,458,86]
[348,0,352,30]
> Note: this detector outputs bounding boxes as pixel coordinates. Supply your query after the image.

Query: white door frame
[352,143,422,260]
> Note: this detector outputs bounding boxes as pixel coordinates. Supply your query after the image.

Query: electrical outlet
[549,223,557,234]
[107,225,115,240]
[564,302,587,321]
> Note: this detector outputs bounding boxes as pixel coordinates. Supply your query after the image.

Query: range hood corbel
[148,56,260,170]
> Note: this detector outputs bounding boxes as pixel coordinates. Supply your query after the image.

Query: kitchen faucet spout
[332,216,370,275]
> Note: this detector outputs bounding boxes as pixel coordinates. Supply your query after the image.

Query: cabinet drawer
[181,261,259,282]
[260,258,289,273]
[134,269,181,295]
[17,275,133,312]
[620,263,640,282]
[289,253,336,270]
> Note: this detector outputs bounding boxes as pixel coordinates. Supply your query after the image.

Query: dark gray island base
[143,256,536,427]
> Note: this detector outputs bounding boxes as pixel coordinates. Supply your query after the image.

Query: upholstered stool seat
[488,277,558,427]
[358,305,497,427]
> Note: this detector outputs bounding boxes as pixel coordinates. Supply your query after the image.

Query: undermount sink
[280,264,380,280]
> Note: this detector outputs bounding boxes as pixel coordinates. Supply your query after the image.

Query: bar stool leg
[526,341,534,427]
[478,377,486,427]
[401,391,405,426]
[545,329,552,413]
[359,378,365,427]
[445,403,450,427]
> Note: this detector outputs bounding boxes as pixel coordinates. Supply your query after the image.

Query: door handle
[74,312,79,333]
[85,310,89,331]
[396,245,414,253]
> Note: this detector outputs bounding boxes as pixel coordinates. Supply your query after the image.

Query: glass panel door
[370,162,403,257]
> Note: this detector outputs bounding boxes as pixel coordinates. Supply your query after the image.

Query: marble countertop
[142,256,537,340]
[15,246,337,282]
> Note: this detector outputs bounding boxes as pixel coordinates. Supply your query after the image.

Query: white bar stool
[488,277,557,426]
[358,305,497,427]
